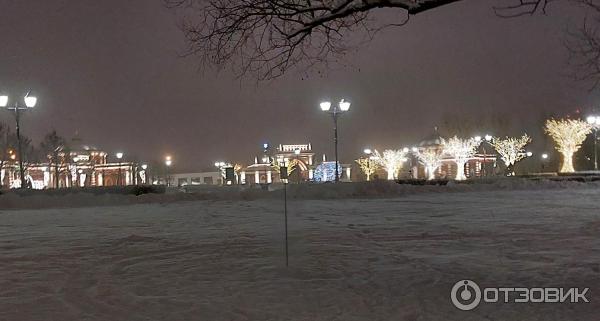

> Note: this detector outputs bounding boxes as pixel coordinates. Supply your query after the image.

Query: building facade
[1,142,143,189]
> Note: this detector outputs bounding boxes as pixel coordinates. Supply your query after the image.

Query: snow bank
[0,178,598,210]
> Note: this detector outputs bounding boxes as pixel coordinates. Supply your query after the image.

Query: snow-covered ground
[1,183,599,320]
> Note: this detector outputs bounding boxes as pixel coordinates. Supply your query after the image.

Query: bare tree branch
[493,0,554,18]
[167,0,462,80]
[565,0,600,89]
[168,0,564,80]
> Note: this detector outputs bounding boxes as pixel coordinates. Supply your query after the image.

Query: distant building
[165,172,222,187]
[1,138,141,189]
[241,143,316,184]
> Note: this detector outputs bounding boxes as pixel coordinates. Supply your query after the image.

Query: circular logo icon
[451,280,481,311]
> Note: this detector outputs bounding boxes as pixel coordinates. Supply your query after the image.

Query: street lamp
[140,164,148,185]
[586,115,600,170]
[478,134,493,177]
[541,153,549,172]
[320,99,351,182]
[0,91,38,188]
[165,156,172,186]
[115,152,124,186]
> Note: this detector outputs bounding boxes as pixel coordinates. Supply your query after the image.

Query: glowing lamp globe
[24,95,37,108]
[320,101,331,111]
[587,116,597,124]
[115,152,123,159]
[339,99,350,111]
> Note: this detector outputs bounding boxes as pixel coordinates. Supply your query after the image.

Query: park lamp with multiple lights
[320,99,351,182]
[0,91,38,188]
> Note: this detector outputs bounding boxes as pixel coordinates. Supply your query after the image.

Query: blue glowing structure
[313,162,342,182]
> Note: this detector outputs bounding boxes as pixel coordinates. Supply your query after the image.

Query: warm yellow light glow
[442,136,481,180]
[416,147,444,180]
[373,149,406,180]
[355,157,380,181]
[545,118,592,173]
[490,134,531,172]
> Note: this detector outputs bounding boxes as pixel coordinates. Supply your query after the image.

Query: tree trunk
[455,161,466,180]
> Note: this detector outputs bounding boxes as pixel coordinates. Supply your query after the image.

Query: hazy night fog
[0,0,594,171]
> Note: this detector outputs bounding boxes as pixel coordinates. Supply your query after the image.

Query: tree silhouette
[168,0,549,79]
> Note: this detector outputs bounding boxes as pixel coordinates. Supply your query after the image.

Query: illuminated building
[1,138,140,189]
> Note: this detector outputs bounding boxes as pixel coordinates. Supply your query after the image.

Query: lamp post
[0,92,37,188]
[320,99,351,183]
[541,153,549,172]
[115,152,124,186]
[586,115,600,170]
[165,156,172,186]
[214,161,226,184]
[363,148,375,181]
[475,134,493,177]
[141,164,148,185]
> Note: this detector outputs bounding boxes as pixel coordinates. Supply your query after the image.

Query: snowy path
[1,188,599,320]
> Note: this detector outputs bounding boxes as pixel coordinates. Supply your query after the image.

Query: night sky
[0,0,595,172]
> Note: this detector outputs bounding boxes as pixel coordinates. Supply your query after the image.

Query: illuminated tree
[490,134,531,175]
[545,118,593,173]
[441,136,480,180]
[356,157,380,181]
[373,149,406,180]
[416,147,444,180]
[271,158,298,174]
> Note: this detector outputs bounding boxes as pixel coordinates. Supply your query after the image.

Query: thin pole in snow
[284,181,289,267]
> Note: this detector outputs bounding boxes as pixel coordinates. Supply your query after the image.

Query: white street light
[541,153,549,160]
[339,99,351,111]
[474,135,482,142]
[586,114,600,170]
[485,134,493,142]
[364,148,372,155]
[320,98,351,182]
[24,93,37,108]
[165,156,173,187]
[526,151,533,157]
[115,152,124,186]
[411,146,419,153]
[0,91,39,188]
[320,101,331,111]
[141,164,148,170]
[402,147,409,153]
